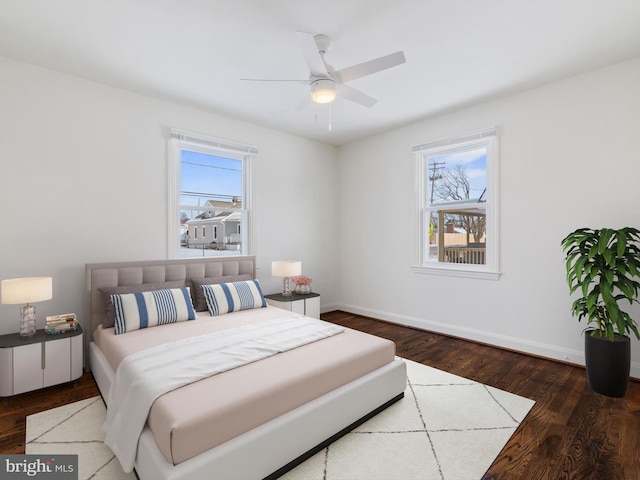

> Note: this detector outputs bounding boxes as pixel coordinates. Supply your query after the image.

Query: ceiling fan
[241,31,406,108]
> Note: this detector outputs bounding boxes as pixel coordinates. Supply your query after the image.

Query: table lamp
[272,261,301,297]
[1,277,53,337]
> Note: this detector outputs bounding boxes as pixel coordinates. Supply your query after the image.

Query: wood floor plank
[1,310,639,479]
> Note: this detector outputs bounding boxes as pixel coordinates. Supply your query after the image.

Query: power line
[180,191,241,200]
[182,161,241,173]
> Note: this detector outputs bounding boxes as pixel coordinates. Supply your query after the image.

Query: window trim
[412,127,501,280]
[167,128,256,259]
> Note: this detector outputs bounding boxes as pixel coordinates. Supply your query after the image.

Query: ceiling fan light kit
[310,77,336,104]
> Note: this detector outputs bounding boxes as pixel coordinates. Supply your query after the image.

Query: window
[413,128,500,279]
[168,129,256,258]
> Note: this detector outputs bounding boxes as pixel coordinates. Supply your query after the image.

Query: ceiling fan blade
[338,84,377,108]
[293,95,311,113]
[295,31,329,77]
[333,51,406,84]
[240,78,307,83]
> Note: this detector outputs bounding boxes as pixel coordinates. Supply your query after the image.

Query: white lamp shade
[1,277,53,305]
[271,261,302,277]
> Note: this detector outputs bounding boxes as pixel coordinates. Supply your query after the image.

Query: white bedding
[103,316,344,472]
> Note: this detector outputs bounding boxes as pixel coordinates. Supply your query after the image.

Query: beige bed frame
[85,256,406,480]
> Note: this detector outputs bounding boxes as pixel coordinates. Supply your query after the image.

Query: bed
[85,256,406,480]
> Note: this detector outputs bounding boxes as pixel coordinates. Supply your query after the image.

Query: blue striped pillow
[202,280,266,316]
[111,287,196,334]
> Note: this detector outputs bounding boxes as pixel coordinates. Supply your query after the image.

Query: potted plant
[561,227,640,397]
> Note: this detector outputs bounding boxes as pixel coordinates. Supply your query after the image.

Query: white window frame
[168,128,256,258]
[412,127,501,280]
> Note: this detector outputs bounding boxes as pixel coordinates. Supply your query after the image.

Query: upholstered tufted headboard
[84,256,256,363]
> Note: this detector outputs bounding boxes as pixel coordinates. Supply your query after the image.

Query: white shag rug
[26,359,534,480]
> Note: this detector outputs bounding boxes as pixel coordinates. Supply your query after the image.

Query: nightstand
[0,325,83,401]
[264,292,320,319]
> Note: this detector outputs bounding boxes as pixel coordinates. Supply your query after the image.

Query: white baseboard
[331,303,640,381]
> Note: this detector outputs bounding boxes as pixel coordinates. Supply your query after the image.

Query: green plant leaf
[601,282,616,306]
[573,256,587,282]
[629,322,640,341]
[598,228,613,254]
[617,262,628,276]
[603,248,614,267]
[603,268,614,285]
[583,262,593,277]
[605,323,615,341]
[616,230,627,257]
[586,290,597,310]
[617,277,635,299]
[582,281,590,298]
[619,311,632,333]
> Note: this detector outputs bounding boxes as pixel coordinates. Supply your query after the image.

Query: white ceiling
[1,0,640,146]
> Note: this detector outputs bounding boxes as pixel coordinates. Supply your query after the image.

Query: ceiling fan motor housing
[313,34,332,55]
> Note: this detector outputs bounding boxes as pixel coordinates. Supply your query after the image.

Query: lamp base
[20,304,37,337]
[281,277,293,297]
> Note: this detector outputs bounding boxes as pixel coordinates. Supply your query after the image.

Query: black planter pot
[584,331,631,398]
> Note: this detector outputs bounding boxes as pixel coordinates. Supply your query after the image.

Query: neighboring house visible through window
[168,129,255,258]
[413,128,500,279]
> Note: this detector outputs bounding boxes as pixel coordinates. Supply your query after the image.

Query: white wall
[0,57,339,335]
[337,58,640,377]
[3,53,640,378]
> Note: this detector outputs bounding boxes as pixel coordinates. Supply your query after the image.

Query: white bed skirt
[90,341,406,480]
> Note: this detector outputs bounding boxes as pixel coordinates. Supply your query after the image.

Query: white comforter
[103,316,344,472]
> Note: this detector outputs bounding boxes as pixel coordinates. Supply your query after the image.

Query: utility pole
[429,161,445,204]
[428,161,445,247]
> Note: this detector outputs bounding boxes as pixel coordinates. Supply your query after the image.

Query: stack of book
[45,313,79,334]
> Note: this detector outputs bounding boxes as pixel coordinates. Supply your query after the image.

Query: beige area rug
[25,395,134,480]
[26,359,534,480]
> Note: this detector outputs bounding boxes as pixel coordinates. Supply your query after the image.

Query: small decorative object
[1,277,53,337]
[272,260,302,297]
[45,313,79,335]
[292,275,313,295]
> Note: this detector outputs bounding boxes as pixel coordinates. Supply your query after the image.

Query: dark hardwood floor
[1,311,639,479]
[0,371,99,454]
[323,311,640,480]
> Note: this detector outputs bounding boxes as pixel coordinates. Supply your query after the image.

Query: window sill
[411,264,502,280]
